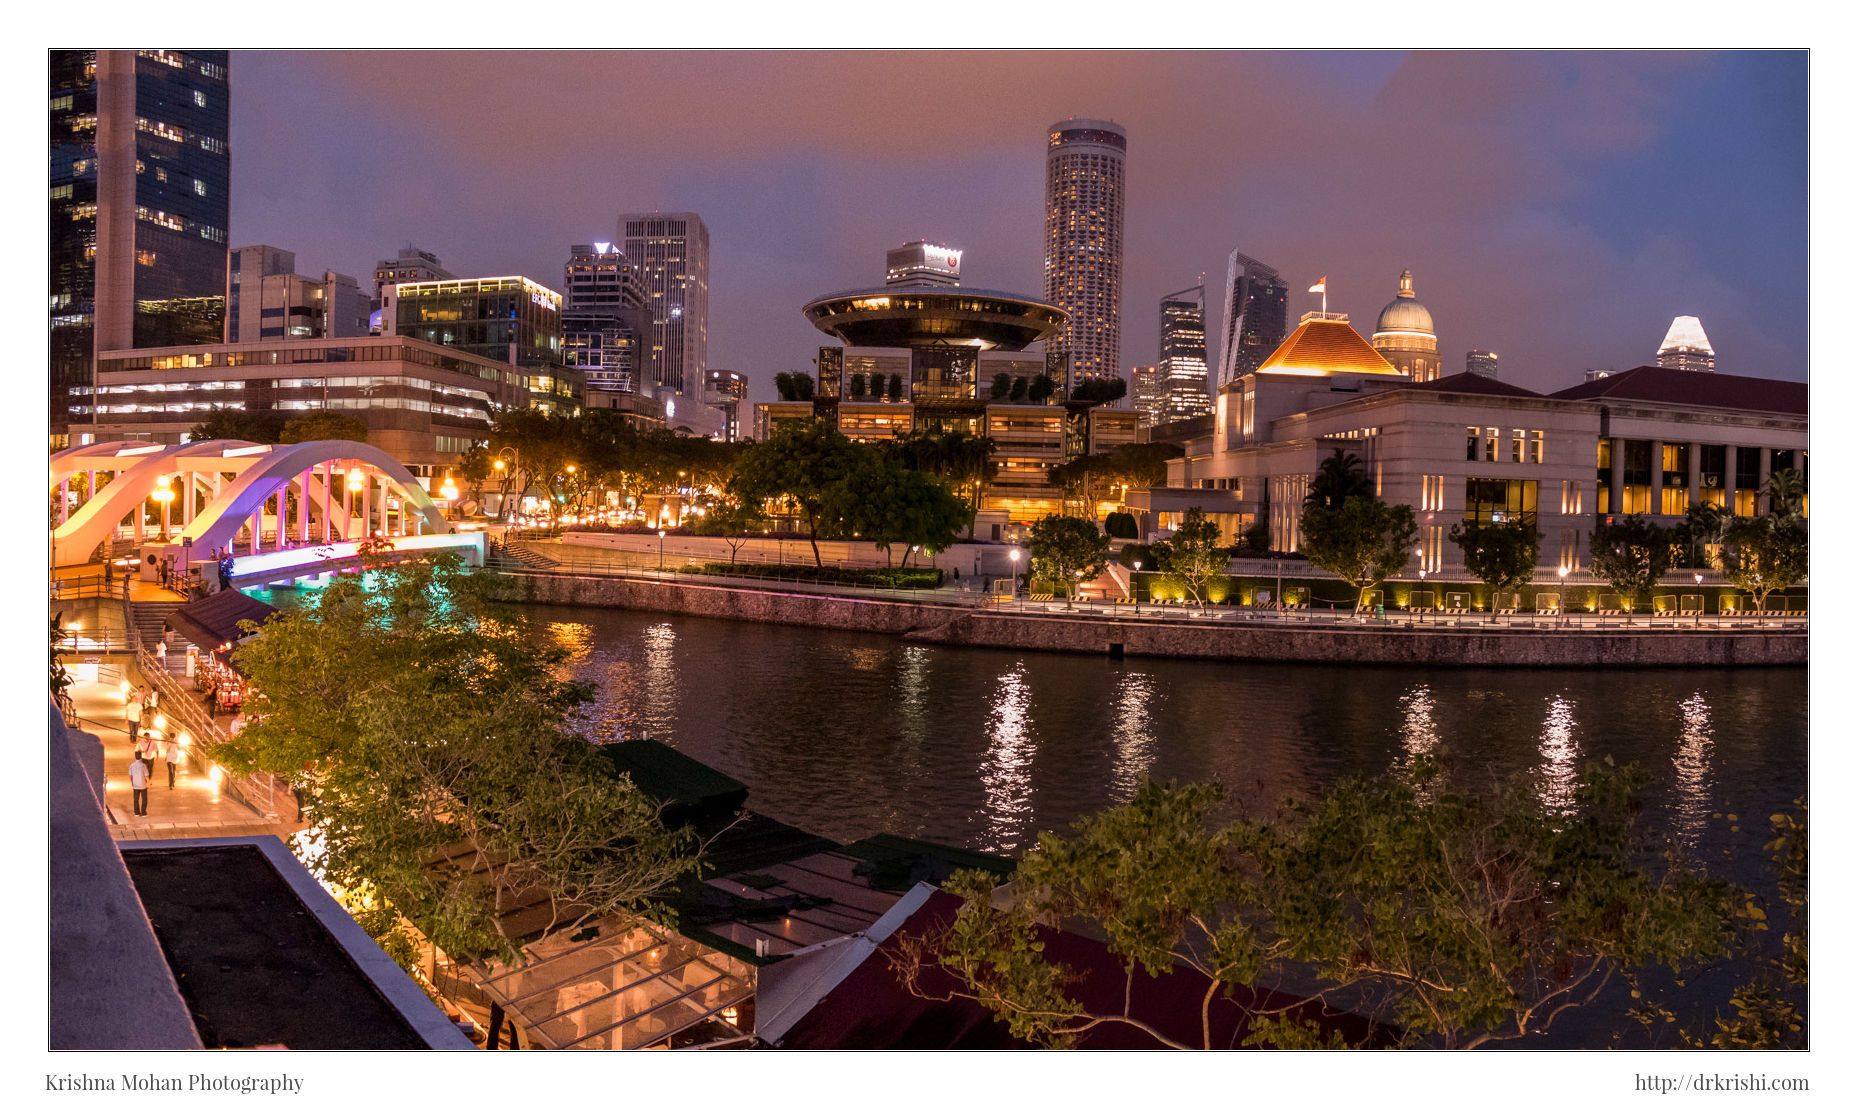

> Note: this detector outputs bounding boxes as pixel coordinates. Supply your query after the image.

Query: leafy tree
[1049,443,1183,516]
[1152,507,1226,607]
[905,764,1744,1049]
[1718,515,1808,612]
[1448,518,1542,603]
[1588,515,1672,613]
[1241,516,1272,556]
[1009,375,1030,402]
[50,616,74,701]
[990,372,1013,400]
[889,429,998,539]
[1068,377,1128,406]
[774,371,815,402]
[729,419,858,566]
[1764,467,1805,520]
[1304,448,1375,511]
[280,410,370,444]
[887,372,904,402]
[1699,800,1807,1049]
[1675,502,1729,569]
[215,555,700,965]
[691,497,765,564]
[824,454,967,568]
[456,442,493,509]
[849,372,868,399]
[188,406,289,444]
[1027,373,1056,404]
[774,372,797,402]
[1299,498,1418,596]
[1028,514,1110,607]
[1104,511,1138,540]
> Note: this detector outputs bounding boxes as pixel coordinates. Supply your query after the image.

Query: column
[298,472,310,542]
[321,462,333,542]
[1608,437,1624,517]
[1758,448,1772,515]
[362,474,373,538]
[1648,439,1664,517]
[249,509,260,555]
[1687,442,1702,511]
[183,473,194,526]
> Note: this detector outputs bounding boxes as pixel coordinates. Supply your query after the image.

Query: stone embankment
[493,572,1806,668]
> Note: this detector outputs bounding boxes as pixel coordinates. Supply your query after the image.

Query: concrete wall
[559,532,1021,577]
[493,572,1806,668]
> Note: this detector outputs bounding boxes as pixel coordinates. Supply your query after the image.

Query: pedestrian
[205,681,219,720]
[128,755,150,816]
[145,684,160,713]
[155,640,167,669]
[103,558,113,586]
[125,689,143,740]
[161,735,181,789]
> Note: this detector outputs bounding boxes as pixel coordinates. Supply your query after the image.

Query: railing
[497,547,994,607]
[132,641,281,819]
[53,630,139,654]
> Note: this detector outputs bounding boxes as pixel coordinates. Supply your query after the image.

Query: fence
[131,638,281,820]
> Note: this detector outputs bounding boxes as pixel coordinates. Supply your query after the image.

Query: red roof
[1550,365,1807,415]
[1396,372,1546,399]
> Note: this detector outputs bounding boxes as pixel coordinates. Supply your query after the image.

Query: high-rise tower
[1043,118,1126,388]
[1370,269,1441,381]
[562,243,653,395]
[620,212,710,398]
[1216,252,1288,386]
[1656,316,1716,373]
[1158,286,1212,422]
[50,50,230,440]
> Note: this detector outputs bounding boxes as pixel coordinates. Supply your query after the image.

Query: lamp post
[439,474,459,521]
[1557,565,1569,628]
[1694,571,1704,624]
[347,467,366,537]
[1132,559,1142,614]
[658,528,667,573]
[151,476,175,541]
[1418,568,1427,622]
[1009,548,1021,605]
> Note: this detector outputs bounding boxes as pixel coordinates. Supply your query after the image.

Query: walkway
[64,667,303,843]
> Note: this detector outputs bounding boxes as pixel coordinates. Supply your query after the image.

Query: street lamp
[1418,567,1427,621]
[658,528,667,572]
[439,474,459,520]
[151,476,175,540]
[1009,548,1021,602]
[1557,565,1569,628]
[1132,559,1142,614]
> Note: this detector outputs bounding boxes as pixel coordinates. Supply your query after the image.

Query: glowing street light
[151,475,175,540]
[1132,559,1142,614]
[658,528,667,572]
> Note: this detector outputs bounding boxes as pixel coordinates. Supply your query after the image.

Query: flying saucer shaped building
[802,287,1066,404]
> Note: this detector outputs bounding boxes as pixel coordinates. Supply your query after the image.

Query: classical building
[1043,118,1126,386]
[85,335,532,475]
[51,50,231,442]
[1466,349,1499,378]
[227,245,369,343]
[1217,251,1288,386]
[1370,270,1441,381]
[1134,311,1806,577]
[1656,315,1716,373]
[1158,286,1213,422]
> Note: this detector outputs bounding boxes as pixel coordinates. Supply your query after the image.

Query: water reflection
[1538,696,1580,816]
[1671,692,1714,852]
[893,645,930,758]
[980,664,1037,853]
[1395,685,1440,795]
[641,622,679,736]
[1108,673,1158,801]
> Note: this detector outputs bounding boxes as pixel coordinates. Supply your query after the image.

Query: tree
[729,419,858,566]
[1299,498,1418,597]
[1028,514,1110,608]
[1028,373,1056,404]
[1152,507,1226,607]
[1010,375,1030,402]
[887,372,904,402]
[188,406,289,444]
[1588,515,1672,613]
[1764,467,1805,520]
[824,454,967,568]
[905,764,1744,1049]
[990,372,1013,400]
[1068,377,1127,406]
[456,442,493,510]
[1304,448,1375,511]
[1448,518,1542,606]
[1049,443,1183,517]
[890,429,998,539]
[1718,515,1808,612]
[692,497,765,564]
[774,372,815,402]
[280,411,370,444]
[849,372,868,399]
[214,556,701,965]
[1675,502,1729,569]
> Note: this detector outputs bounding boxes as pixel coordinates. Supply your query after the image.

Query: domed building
[1370,269,1441,382]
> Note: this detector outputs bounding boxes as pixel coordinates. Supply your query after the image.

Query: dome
[1374,269,1434,337]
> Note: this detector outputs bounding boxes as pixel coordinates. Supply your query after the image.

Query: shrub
[1104,511,1138,540]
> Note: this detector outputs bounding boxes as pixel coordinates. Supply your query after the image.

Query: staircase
[488,540,561,572]
[125,598,185,668]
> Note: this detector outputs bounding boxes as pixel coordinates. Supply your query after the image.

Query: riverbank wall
[491,571,1807,668]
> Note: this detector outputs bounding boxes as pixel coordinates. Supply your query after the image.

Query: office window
[1511,429,1525,463]
[1464,478,1538,524]
[1530,431,1544,464]
[1466,426,1479,461]
[1485,427,1499,461]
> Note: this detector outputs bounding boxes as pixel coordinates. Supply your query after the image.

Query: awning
[165,589,279,653]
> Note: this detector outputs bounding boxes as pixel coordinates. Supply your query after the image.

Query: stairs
[125,599,184,663]
[488,540,561,572]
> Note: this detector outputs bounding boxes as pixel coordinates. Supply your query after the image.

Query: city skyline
[223,51,1807,406]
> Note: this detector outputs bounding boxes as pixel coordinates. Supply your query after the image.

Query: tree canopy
[1588,515,1672,611]
[188,406,289,444]
[729,419,860,565]
[1027,514,1110,606]
[280,411,371,444]
[1718,515,1808,611]
[1153,507,1226,606]
[1299,497,1418,592]
[1448,517,1542,594]
[214,555,700,965]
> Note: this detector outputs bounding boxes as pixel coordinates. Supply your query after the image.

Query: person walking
[128,755,150,816]
[160,735,181,789]
[155,640,168,670]
[125,689,143,741]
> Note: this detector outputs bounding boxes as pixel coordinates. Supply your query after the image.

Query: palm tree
[1764,467,1806,520]
[1305,448,1374,510]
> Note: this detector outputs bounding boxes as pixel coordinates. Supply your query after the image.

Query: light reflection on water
[1538,696,1581,816]
[1109,672,1159,801]
[1395,685,1439,796]
[1672,692,1714,851]
[980,664,1037,853]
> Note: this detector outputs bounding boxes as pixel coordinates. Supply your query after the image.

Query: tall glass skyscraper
[1043,119,1126,388]
[620,213,709,398]
[50,50,231,440]
[1217,251,1288,387]
[1157,286,1212,422]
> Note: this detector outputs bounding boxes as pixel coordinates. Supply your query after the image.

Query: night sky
[228,50,1808,403]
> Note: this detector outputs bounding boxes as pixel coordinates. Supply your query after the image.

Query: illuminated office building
[51,50,230,441]
[1130,364,1165,425]
[705,369,749,441]
[562,243,653,395]
[1158,285,1213,422]
[390,275,578,413]
[1656,315,1716,373]
[1043,118,1126,386]
[1466,349,1500,378]
[886,241,962,288]
[620,212,709,397]
[372,245,453,302]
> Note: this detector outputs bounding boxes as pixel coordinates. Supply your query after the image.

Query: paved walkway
[64,669,303,843]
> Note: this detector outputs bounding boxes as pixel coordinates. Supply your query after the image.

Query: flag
[1308,277,1327,294]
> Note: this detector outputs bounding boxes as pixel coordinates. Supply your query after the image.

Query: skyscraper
[1043,118,1126,386]
[1157,286,1212,422]
[1371,270,1441,381]
[1656,316,1716,373]
[1466,349,1500,378]
[1130,364,1165,425]
[562,243,653,395]
[886,241,962,288]
[1216,252,1288,386]
[620,213,710,398]
[51,50,230,440]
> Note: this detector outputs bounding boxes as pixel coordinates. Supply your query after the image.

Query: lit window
[1530,431,1544,464]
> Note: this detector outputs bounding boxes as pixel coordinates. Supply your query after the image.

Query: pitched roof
[164,589,278,650]
[1395,372,1546,399]
[1257,316,1404,377]
[1550,365,1807,415]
